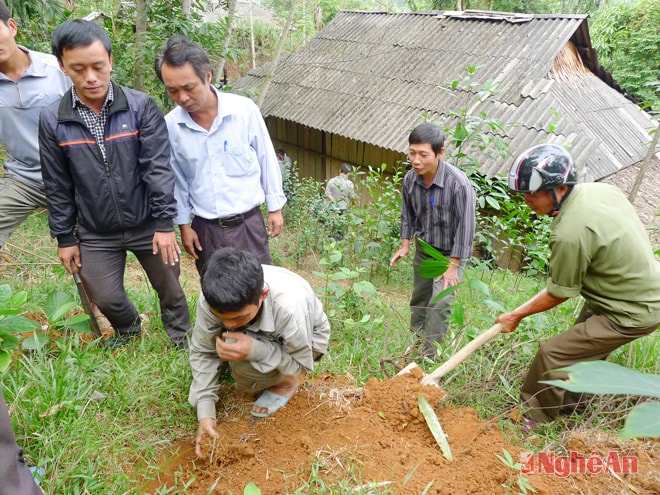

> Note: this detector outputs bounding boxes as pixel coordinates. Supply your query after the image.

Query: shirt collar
[71,81,114,109]
[172,83,240,127]
[246,283,275,333]
[16,46,43,77]
[414,159,447,188]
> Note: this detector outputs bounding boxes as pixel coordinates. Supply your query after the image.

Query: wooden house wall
[268,117,406,204]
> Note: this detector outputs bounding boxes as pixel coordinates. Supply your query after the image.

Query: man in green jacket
[497,144,660,425]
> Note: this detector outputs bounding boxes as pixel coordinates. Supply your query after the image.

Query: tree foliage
[590,0,660,109]
[8,0,66,51]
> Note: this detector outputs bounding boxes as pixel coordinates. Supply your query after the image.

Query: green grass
[1,189,659,493]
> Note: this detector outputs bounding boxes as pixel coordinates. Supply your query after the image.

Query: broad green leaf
[0,349,10,372]
[0,309,21,316]
[467,278,490,296]
[418,395,452,461]
[0,316,41,333]
[485,196,501,210]
[620,402,660,440]
[46,290,75,321]
[64,314,93,334]
[244,482,261,495]
[416,259,449,279]
[454,121,468,146]
[453,302,464,327]
[430,283,463,304]
[541,361,660,398]
[483,299,506,312]
[0,284,11,306]
[21,333,49,351]
[49,302,77,323]
[0,332,20,347]
[10,290,28,308]
[417,239,448,261]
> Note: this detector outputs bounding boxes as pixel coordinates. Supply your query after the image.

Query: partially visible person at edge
[188,248,330,456]
[276,148,294,199]
[325,162,356,213]
[389,123,476,358]
[276,148,291,177]
[154,35,286,276]
[0,388,43,495]
[0,0,70,250]
[39,19,191,348]
[495,144,660,427]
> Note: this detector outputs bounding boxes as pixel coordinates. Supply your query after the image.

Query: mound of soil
[142,367,658,494]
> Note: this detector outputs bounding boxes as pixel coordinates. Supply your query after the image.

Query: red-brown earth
[141,367,659,495]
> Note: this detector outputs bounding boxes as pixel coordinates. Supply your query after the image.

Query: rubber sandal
[521,416,537,433]
[251,389,293,418]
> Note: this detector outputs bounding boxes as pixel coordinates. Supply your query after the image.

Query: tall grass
[1,172,658,493]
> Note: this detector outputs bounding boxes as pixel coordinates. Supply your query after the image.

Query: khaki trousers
[521,307,658,422]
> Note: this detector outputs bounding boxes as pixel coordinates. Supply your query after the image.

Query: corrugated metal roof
[232,10,657,180]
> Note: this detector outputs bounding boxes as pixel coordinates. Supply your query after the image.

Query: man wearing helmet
[496,144,660,425]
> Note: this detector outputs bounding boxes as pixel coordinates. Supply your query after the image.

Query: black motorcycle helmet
[508,144,577,193]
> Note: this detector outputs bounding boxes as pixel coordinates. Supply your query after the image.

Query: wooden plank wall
[268,117,407,205]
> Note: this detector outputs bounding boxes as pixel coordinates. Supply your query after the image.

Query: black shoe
[172,338,189,350]
[105,332,140,348]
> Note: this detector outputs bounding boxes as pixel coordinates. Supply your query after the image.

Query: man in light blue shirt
[155,35,286,275]
[0,1,70,249]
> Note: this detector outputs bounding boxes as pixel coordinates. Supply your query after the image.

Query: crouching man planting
[189,247,330,456]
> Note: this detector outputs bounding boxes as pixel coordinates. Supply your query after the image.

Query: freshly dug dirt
[141,367,659,494]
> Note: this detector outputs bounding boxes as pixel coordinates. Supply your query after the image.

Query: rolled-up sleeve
[400,173,416,240]
[450,183,476,260]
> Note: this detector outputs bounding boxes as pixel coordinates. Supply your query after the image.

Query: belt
[200,206,262,228]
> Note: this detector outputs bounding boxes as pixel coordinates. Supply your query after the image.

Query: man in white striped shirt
[390,123,476,358]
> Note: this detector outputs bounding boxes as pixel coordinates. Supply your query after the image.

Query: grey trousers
[0,177,46,248]
[0,388,42,495]
[410,242,465,357]
[521,307,658,423]
[191,209,271,277]
[77,222,191,345]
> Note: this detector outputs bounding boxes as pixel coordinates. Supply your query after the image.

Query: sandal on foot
[251,389,293,418]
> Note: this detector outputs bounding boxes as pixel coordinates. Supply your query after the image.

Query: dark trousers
[0,388,42,495]
[191,208,271,276]
[521,307,658,422]
[78,222,191,345]
[410,241,465,357]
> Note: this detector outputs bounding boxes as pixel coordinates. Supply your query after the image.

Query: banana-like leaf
[541,361,660,398]
[620,402,660,440]
[418,395,452,461]
[415,239,450,279]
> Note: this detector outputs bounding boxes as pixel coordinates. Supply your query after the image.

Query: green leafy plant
[344,164,404,280]
[495,449,536,495]
[541,360,660,439]
[496,449,537,495]
[438,65,511,174]
[313,243,377,321]
[0,284,40,371]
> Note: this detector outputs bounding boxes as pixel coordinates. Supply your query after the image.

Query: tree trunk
[182,0,192,16]
[249,0,256,70]
[215,0,237,83]
[628,121,660,203]
[133,0,148,91]
[256,0,298,108]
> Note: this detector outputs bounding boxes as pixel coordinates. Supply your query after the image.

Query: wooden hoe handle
[420,323,504,387]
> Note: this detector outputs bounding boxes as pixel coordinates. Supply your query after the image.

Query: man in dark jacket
[39,19,190,348]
